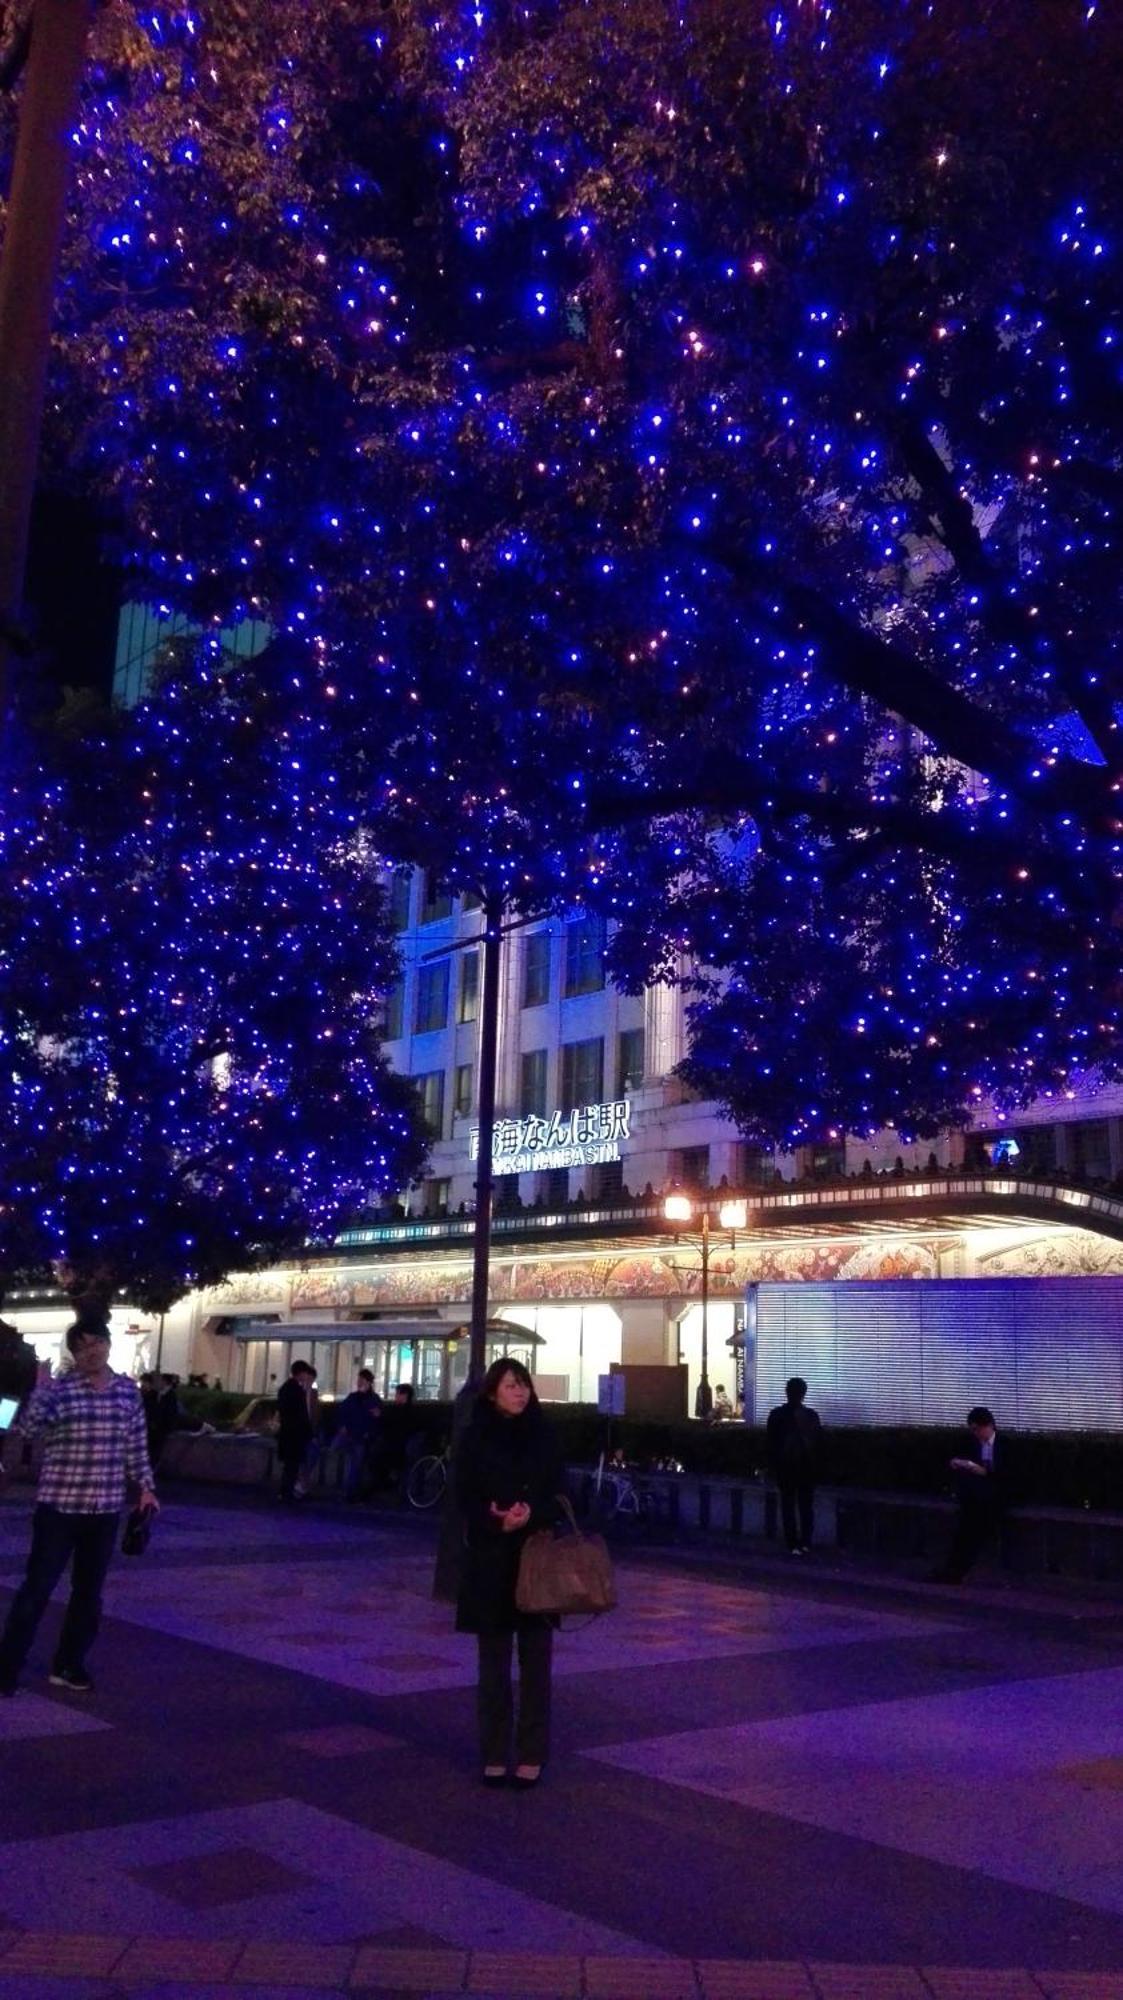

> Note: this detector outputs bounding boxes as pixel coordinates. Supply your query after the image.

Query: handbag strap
[554,1491,583,1539]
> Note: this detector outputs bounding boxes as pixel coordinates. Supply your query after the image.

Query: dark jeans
[778,1476,815,1550]
[0,1505,119,1679]
[477,1626,553,1767]
[944,1500,1000,1581]
[278,1446,307,1501]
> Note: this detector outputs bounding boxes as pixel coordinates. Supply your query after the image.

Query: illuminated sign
[470,1099,632,1177]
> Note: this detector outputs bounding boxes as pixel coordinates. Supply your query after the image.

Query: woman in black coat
[455,1358,564,1788]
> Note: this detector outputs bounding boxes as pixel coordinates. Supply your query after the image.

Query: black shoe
[927,1570,963,1586]
[0,1673,18,1698]
[481,1767,508,1788]
[49,1666,94,1693]
[512,1765,543,1790]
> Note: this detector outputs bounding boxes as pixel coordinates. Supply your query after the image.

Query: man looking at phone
[0,1316,158,1696]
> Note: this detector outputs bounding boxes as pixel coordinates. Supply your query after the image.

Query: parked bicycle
[406,1443,452,1510]
[589,1451,657,1525]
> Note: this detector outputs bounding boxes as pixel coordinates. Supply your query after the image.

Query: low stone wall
[581,1469,1123,1584]
[158,1432,275,1486]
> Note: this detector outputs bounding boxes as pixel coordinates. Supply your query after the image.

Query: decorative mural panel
[975,1230,1123,1278]
[207,1224,1117,1320]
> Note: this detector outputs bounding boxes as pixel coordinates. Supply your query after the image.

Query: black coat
[454,1403,564,1634]
[766,1401,823,1481]
[276,1377,314,1456]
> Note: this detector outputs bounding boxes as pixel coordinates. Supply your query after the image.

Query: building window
[590,1158,624,1201]
[420,869,452,924]
[616,1027,645,1096]
[457,949,480,1024]
[414,1070,445,1140]
[389,868,412,932]
[523,931,551,1008]
[454,1063,473,1118]
[564,916,606,997]
[675,1145,710,1190]
[521,1048,548,1118]
[561,1036,603,1109]
[1070,1119,1111,1181]
[382,979,405,1041]
[738,1143,773,1185]
[414,960,449,1034]
[421,1177,451,1217]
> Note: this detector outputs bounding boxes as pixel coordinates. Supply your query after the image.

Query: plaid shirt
[14,1371,154,1514]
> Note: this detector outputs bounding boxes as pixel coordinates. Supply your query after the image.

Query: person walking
[454,1359,564,1789]
[931,1406,1004,1583]
[766,1376,823,1556]
[0,1317,158,1696]
[276,1360,317,1502]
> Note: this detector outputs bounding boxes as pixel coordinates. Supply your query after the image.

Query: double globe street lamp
[663,1193,748,1418]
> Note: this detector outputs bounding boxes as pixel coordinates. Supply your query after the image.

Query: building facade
[9,871,1123,1427]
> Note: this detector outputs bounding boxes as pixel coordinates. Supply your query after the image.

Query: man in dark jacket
[932,1405,1003,1583]
[766,1376,823,1556]
[276,1361,317,1502]
[334,1367,382,1501]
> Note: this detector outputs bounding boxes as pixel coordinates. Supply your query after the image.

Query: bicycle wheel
[591,1474,623,1524]
[406,1454,447,1510]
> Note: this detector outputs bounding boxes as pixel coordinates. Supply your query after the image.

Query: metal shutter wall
[755,1280,1123,1431]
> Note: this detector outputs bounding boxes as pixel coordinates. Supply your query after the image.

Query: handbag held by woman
[516,1493,616,1617]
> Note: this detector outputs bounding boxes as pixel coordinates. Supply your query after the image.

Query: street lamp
[664,1193,747,1418]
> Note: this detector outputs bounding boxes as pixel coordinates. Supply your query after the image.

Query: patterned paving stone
[112,1936,242,1981]
[349,1948,468,1991]
[697,1963,816,1999]
[583,1957,698,1998]
[230,1940,358,1985]
[924,1970,1047,2000]
[467,1952,583,1995]
[0,1932,127,1977]
[129,1845,317,1909]
[364,1654,454,1673]
[1036,1977,1123,2000]
[281,1725,410,1759]
[809,1966,931,2000]
[1060,1760,1123,1791]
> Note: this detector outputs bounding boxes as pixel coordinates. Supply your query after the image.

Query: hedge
[178,1387,1123,1512]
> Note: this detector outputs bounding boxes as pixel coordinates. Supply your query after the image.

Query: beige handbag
[516,1493,617,1617]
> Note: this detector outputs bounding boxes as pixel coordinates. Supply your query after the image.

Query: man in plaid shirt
[0,1318,158,1695]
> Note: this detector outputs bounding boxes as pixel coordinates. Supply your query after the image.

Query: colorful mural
[206,1224,1117,1320]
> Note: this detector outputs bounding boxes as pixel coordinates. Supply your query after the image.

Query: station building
[10,872,1123,1430]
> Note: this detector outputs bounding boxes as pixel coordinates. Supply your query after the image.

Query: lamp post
[664,1193,747,1419]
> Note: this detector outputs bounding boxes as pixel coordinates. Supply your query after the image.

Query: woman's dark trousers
[476,1626,553,1766]
[0,1504,118,1678]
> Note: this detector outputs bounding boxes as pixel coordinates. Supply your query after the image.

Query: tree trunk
[0,0,96,726]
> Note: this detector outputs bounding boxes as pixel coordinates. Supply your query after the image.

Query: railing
[332,1172,1123,1253]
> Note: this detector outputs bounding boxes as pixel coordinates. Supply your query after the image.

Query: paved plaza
[3,1492,1123,1997]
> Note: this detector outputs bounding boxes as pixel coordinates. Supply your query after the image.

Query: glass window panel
[415,960,449,1034]
[523,931,551,1008]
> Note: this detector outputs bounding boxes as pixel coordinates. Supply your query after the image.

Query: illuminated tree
[9,0,1123,1145]
[0,660,428,1308]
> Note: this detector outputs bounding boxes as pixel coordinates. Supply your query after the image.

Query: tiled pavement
[3,1492,1123,1998]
